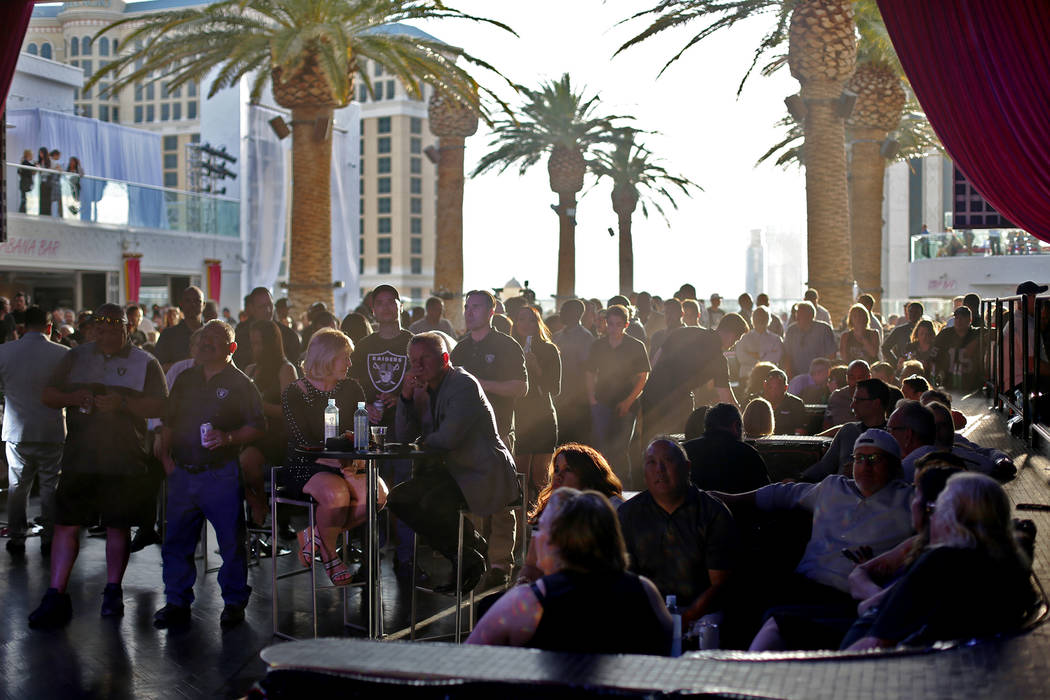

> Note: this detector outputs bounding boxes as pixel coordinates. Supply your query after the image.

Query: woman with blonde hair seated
[281,328,386,585]
[468,488,672,655]
[847,472,1036,650]
[742,397,774,439]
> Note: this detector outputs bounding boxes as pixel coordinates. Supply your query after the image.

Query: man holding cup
[30,304,168,629]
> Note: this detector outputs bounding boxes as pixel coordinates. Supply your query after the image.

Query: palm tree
[845,2,905,304]
[428,89,478,330]
[618,0,858,322]
[472,74,624,301]
[590,129,701,295]
[87,0,514,312]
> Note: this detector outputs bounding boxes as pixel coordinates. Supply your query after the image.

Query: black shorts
[54,472,154,528]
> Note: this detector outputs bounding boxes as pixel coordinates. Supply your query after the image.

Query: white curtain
[244,105,289,295]
[330,125,359,315]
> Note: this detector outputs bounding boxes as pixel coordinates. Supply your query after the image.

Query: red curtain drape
[877,0,1050,242]
[1,1,36,115]
[124,254,142,303]
[205,259,222,302]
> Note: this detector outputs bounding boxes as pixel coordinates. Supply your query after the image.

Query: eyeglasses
[852,453,884,465]
[94,316,126,327]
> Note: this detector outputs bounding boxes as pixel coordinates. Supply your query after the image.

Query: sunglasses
[852,453,884,465]
[94,316,126,327]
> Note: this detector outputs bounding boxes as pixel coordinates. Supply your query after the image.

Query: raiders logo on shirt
[217,388,229,399]
[369,350,406,393]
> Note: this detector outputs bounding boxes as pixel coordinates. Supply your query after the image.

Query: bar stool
[269,466,366,640]
[408,473,528,642]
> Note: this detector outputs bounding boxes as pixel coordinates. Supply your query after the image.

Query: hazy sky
[415,1,807,302]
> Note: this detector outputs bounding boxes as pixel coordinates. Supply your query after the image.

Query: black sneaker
[435,548,486,595]
[153,604,191,630]
[6,539,26,557]
[28,588,72,629]
[101,583,124,617]
[130,528,161,553]
[219,604,245,630]
[87,525,106,538]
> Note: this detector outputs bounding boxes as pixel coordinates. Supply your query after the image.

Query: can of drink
[200,422,212,446]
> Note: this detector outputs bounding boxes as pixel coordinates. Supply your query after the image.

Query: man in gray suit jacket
[393,333,518,594]
[0,306,68,556]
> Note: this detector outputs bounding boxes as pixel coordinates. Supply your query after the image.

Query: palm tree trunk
[802,83,853,324]
[850,126,887,304]
[613,187,638,296]
[288,105,334,312]
[556,191,576,301]
[434,136,465,329]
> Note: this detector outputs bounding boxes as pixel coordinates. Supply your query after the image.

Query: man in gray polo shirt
[0,306,68,556]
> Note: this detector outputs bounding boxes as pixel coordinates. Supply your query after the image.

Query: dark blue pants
[591,403,636,485]
[162,462,251,608]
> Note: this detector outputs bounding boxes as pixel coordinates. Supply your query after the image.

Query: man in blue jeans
[154,320,264,630]
[586,304,650,485]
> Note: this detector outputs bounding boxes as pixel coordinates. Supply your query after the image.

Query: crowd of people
[0,278,1041,658]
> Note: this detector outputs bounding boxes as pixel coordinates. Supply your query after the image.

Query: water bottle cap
[328,398,336,406]
[357,401,366,408]
[665,595,676,607]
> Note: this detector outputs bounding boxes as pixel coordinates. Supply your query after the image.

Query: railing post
[1022,299,1031,443]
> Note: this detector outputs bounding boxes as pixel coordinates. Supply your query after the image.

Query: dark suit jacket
[395,366,517,516]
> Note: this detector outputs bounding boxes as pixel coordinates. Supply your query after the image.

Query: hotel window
[378,238,392,254]
[374,82,383,101]
[100,105,110,122]
[410,198,422,215]
[377,177,391,194]
[377,116,391,133]
[187,101,197,119]
[134,105,143,123]
[410,217,422,234]
[161,81,169,99]
[164,136,177,150]
[146,105,155,121]
[378,218,391,234]
[164,153,178,169]
[410,238,422,255]
[377,137,391,154]
[81,36,92,55]
[359,258,364,274]
[112,107,119,123]
[375,63,384,77]
[161,103,171,121]
[146,83,155,100]
[377,197,391,214]
[410,137,422,154]
[386,80,395,98]
[79,104,92,118]
[187,79,197,97]
[410,258,422,275]
[27,44,38,56]
[164,172,178,187]
[357,85,367,103]
[359,179,364,195]
[41,43,53,60]
[378,258,391,274]
[410,158,421,174]
[172,84,182,98]
[410,117,422,134]
[173,102,182,120]
[69,40,78,57]
[134,83,143,100]
[99,37,109,56]
[410,177,422,194]
[377,157,391,174]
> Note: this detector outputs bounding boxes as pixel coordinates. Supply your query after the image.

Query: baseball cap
[1016,281,1047,295]
[371,284,401,302]
[854,428,901,460]
[710,293,722,302]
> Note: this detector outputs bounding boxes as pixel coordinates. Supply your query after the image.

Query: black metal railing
[981,295,1049,444]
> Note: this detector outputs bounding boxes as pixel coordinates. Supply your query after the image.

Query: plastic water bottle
[324,399,339,442]
[353,401,369,451]
[666,595,682,657]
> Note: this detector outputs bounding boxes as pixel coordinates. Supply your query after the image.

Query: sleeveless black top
[527,570,670,656]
